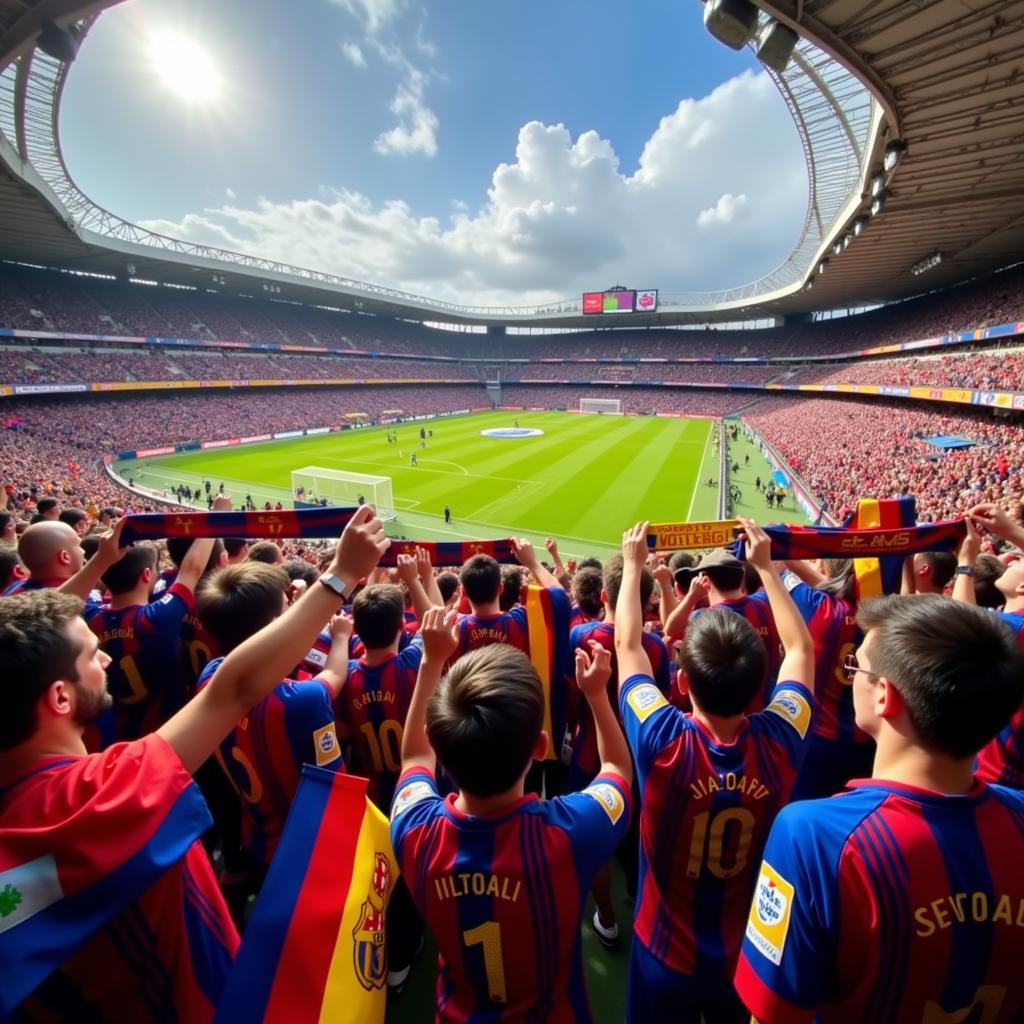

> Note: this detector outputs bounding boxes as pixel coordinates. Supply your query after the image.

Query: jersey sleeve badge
[391,778,434,818]
[745,861,795,966]
[584,782,626,825]
[765,688,812,739]
[313,723,341,767]
[625,682,668,723]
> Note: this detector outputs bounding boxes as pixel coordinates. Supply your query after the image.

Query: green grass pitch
[117,410,806,557]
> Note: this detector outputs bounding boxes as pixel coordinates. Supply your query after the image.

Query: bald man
[4,521,85,597]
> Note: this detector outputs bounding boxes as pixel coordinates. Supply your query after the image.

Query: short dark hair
[857,594,1024,758]
[352,584,405,650]
[0,591,83,751]
[248,541,283,565]
[0,548,25,589]
[282,558,317,587]
[167,536,224,575]
[668,551,696,572]
[58,509,87,529]
[460,554,501,605]
[973,554,1007,609]
[36,497,58,515]
[223,538,249,557]
[101,543,158,596]
[605,554,653,611]
[436,572,459,602]
[682,608,766,717]
[426,645,543,797]
[197,562,289,653]
[572,567,604,618]
[917,551,957,590]
[499,566,523,611]
[0,510,15,533]
[577,557,603,573]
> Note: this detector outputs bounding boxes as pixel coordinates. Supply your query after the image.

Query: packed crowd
[4,262,1022,362]
[2,491,1022,1023]
[746,395,1024,523]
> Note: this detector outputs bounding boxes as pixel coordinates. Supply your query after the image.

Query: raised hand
[420,604,459,663]
[575,639,612,699]
[331,504,390,585]
[621,521,650,570]
[737,516,772,571]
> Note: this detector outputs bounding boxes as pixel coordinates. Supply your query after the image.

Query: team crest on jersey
[746,861,794,966]
[391,779,433,817]
[313,723,341,767]
[304,647,327,668]
[626,682,668,723]
[352,852,392,991]
[585,783,625,825]
[765,689,811,739]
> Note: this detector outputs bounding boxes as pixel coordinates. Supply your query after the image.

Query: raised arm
[545,537,568,579]
[59,518,129,599]
[614,521,654,684]
[313,613,354,698]
[396,553,434,623]
[400,605,459,775]
[951,516,980,606]
[970,501,1024,549]
[416,545,444,606]
[782,559,828,588]
[173,494,232,593]
[738,517,814,689]
[575,640,632,785]
[663,574,711,641]
[512,537,561,589]
[652,561,679,623]
[158,505,389,774]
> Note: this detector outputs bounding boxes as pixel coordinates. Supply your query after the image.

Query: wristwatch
[319,573,350,598]
[954,566,975,577]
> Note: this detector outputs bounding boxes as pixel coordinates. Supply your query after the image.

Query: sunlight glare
[147,30,223,104]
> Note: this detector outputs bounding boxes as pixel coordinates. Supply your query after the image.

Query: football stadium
[1,1,1024,1022]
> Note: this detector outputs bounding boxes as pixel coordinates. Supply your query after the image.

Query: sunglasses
[842,653,881,684]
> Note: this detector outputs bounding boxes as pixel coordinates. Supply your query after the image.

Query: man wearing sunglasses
[736,592,1024,1024]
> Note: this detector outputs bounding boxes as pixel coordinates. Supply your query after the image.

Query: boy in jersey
[0,504,390,1021]
[736,594,1024,1023]
[391,608,633,1022]
[616,519,815,1024]
[86,535,217,743]
[195,561,351,880]
[337,581,425,993]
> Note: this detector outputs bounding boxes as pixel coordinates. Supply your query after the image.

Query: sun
[147,30,223,105]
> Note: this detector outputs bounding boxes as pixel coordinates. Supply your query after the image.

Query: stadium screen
[582,288,658,314]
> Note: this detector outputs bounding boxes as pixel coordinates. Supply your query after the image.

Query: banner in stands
[648,520,739,550]
[275,430,303,439]
[240,433,273,444]
[13,383,88,394]
[201,438,232,449]
[305,427,330,435]
[135,446,176,457]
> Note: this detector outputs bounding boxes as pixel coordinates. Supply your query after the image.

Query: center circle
[480,427,545,439]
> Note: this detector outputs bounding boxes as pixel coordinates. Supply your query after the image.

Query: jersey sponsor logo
[765,688,812,738]
[626,682,668,723]
[0,854,63,935]
[313,723,341,767]
[352,852,392,991]
[392,779,434,817]
[746,861,794,966]
[158,593,176,605]
[304,646,328,668]
[585,782,626,825]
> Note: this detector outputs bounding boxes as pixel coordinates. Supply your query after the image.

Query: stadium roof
[0,0,1022,330]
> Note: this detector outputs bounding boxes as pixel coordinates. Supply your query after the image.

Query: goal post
[579,397,623,415]
[290,466,396,520]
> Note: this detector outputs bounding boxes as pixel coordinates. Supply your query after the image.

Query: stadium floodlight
[817,259,828,274]
[805,277,814,290]
[884,140,908,172]
[870,172,886,198]
[853,216,868,236]
[703,0,759,51]
[842,233,853,250]
[755,19,799,72]
[832,241,844,256]
[290,466,397,521]
[870,193,887,216]
[910,251,943,276]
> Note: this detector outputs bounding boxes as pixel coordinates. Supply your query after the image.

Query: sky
[58,0,808,307]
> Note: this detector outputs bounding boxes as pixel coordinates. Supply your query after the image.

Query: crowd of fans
[746,395,1024,523]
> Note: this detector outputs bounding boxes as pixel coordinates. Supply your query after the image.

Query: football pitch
[117,410,803,557]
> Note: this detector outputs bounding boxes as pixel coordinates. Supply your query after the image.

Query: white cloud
[697,192,747,227]
[373,68,437,157]
[138,70,806,305]
[341,40,366,67]
[330,0,399,35]
[225,187,236,199]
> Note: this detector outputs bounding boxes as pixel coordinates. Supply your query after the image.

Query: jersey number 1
[463,921,507,1004]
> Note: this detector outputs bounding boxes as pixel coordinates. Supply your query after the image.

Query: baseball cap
[673,548,745,590]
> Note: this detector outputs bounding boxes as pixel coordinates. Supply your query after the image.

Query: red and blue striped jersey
[975,609,1024,790]
[0,735,238,1022]
[454,606,529,658]
[4,577,103,614]
[782,574,868,744]
[85,582,195,742]
[694,592,780,701]
[158,568,219,698]
[335,636,423,812]
[620,673,812,980]
[568,620,670,788]
[391,767,632,1023]
[736,779,1024,1024]
[197,658,343,866]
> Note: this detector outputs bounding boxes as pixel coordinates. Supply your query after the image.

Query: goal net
[579,397,623,415]
[290,466,396,520]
